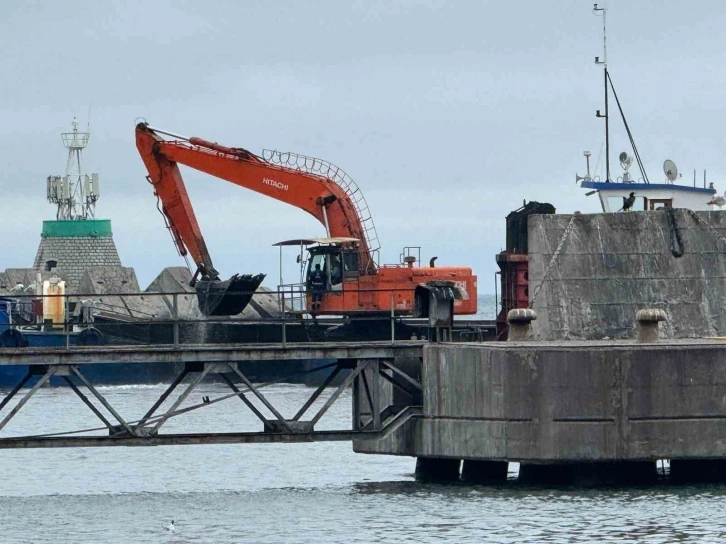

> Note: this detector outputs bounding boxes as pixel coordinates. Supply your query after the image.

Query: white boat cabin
[581,180,718,213]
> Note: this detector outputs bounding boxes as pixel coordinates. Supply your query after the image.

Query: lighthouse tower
[33,119,122,291]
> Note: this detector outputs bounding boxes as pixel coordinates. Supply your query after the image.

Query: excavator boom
[136,123,374,273]
[136,122,478,318]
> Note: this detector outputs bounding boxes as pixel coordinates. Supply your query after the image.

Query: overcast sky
[1,0,724,293]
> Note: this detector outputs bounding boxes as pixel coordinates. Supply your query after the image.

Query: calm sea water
[472,294,497,320]
[1,383,725,543]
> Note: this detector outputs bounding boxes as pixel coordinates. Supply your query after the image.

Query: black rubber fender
[76,327,106,346]
[0,329,29,348]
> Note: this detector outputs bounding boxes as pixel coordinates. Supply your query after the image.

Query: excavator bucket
[195,273,266,316]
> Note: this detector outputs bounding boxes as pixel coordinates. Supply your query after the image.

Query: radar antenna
[46,118,100,220]
[575,151,593,183]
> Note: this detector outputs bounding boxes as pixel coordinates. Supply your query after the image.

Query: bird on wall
[619,192,636,212]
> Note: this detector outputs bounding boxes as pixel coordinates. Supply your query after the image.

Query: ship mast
[46,118,100,220]
[593,3,610,182]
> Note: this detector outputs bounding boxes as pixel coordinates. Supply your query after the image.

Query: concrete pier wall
[355,342,726,462]
[528,210,726,340]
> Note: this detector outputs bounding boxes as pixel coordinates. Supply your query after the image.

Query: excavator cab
[305,244,360,291]
[274,237,361,314]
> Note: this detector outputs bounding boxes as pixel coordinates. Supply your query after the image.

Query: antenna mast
[593,3,610,182]
[46,118,100,220]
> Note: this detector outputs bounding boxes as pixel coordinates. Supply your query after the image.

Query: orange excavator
[135,122,477,317]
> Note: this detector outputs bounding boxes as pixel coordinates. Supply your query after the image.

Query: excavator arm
[136,125,217,277]
[135,123,374,276]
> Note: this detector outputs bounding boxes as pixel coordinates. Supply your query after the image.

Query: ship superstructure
[577,4,718,212]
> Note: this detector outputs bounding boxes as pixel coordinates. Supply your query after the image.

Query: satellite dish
[619,152,633,169]
[663,159,679,182]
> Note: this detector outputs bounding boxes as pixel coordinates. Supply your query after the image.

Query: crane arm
[135,123,374,274]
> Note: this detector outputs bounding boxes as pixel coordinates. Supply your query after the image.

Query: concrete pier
[355,340,726,484]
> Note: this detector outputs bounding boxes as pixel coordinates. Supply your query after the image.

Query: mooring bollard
[507,308,537,341]
[635,309,667,343]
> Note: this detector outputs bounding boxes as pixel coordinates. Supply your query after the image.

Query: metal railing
[277,283,307,313]
[0,288,495,351]
[262,149,382,267]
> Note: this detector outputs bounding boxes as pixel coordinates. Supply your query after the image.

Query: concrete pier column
[415,457,461,483]
[461,460,508,484]
[507,308,537,342]
[671,460,726,482]
[635,309,667,343]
